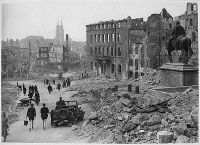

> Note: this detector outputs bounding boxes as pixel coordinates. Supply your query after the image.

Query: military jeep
[51,100,85,127]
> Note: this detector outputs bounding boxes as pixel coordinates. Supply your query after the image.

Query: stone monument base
[160,63,198,87]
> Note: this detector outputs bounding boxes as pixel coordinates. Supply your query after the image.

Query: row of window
[88,22,121,31]
[128,59,150,68]
[91,62,122,74]
[40,47,48,51]
[129,44,141,54]
[90,33,121,43]
[90,47,121,56]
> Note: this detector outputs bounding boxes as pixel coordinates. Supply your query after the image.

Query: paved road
[6,80,88,143]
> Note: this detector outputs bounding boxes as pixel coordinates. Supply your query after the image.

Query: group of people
[61,77,71,88]
[44,79,55,85]
[46,77,71,93]
[26,97,65,131]
[26,103,49,131]
[28,84,40,105]
[18,83,40,106]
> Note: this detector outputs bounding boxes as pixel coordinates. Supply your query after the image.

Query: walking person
[57,83,61,91]
[66,77,71,87]
[34,85,38,92]
[53,79,55,85]
[46,79,49,85]
[44,79,46,85]
[22,83,25,90]
[26,103,36,131]
[40,103,49,130]
[62,80,66,88]
[31,85,35,93]
[2,112,9,142]
[47,84,53,94]
[34,91,40,106]
[23,87,27,96]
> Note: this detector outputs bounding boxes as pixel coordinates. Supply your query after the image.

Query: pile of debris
[1,82,21,124]
[73,83,198,143]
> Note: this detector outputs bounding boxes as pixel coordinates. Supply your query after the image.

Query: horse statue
[166,36,194,64]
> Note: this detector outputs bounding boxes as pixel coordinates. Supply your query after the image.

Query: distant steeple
[55,21,60,45]
[54,20,64,46]
[59,20,64,45]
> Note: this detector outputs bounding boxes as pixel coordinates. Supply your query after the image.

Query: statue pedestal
[160,63,198,87]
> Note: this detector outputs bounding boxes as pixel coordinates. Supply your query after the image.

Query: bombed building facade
[86,17,150,79]
[86,3,198,79]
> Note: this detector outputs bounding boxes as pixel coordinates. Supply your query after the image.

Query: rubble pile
[71,72,198,144]
[1,82,21,124]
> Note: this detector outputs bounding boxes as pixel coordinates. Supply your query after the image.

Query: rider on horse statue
[168,21,186,51]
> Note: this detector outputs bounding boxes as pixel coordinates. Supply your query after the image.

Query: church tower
[59,20,64,46]
[55,21,60,45]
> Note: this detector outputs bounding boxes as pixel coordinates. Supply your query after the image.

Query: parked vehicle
[50,100,85,127]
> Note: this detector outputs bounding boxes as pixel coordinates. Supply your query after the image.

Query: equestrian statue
[166,21,194,64]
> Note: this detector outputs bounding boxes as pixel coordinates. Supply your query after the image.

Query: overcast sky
[1,0,199,41]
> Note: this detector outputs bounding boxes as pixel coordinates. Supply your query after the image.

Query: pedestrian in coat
[31,85,35,93]
[47,84,53,94]
[53,79,55,85]
[34,91,40,105]
[22,83,25,90]
[29,85,31,91]
[2,112,9,139]
[26,103,36,131]
[66,77,71,87]
[40,103,49,130]
[34,85,38,92]
[23,87,27,96]
[57,83,61,91]
[46,79,49,85]
[63,80,66,88]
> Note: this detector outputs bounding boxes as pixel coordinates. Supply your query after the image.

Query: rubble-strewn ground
[71,71,199,143]
[1,82,21,124]
[2,70,198,143]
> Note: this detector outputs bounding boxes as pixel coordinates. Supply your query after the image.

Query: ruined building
[54,20,64,46]
[86,17,150,79]
[145,8,173,67]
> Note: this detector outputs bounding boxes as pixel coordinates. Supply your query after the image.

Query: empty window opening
[118,65,122,74]
[111,64,114,73]
[129,59,133,66]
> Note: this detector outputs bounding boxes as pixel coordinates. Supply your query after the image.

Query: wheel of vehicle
[58,109,69,119]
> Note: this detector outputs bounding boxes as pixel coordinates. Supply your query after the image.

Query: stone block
[114,101,123,112]
[160,63,198,87]
[175,135,189,143]
[120,98,132,107]
[147,114,161,126]
[107,133,114,143]
[167,113,175,121]
[157,131,173,143]
[123,107,133,113]
[88,112,98,120]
